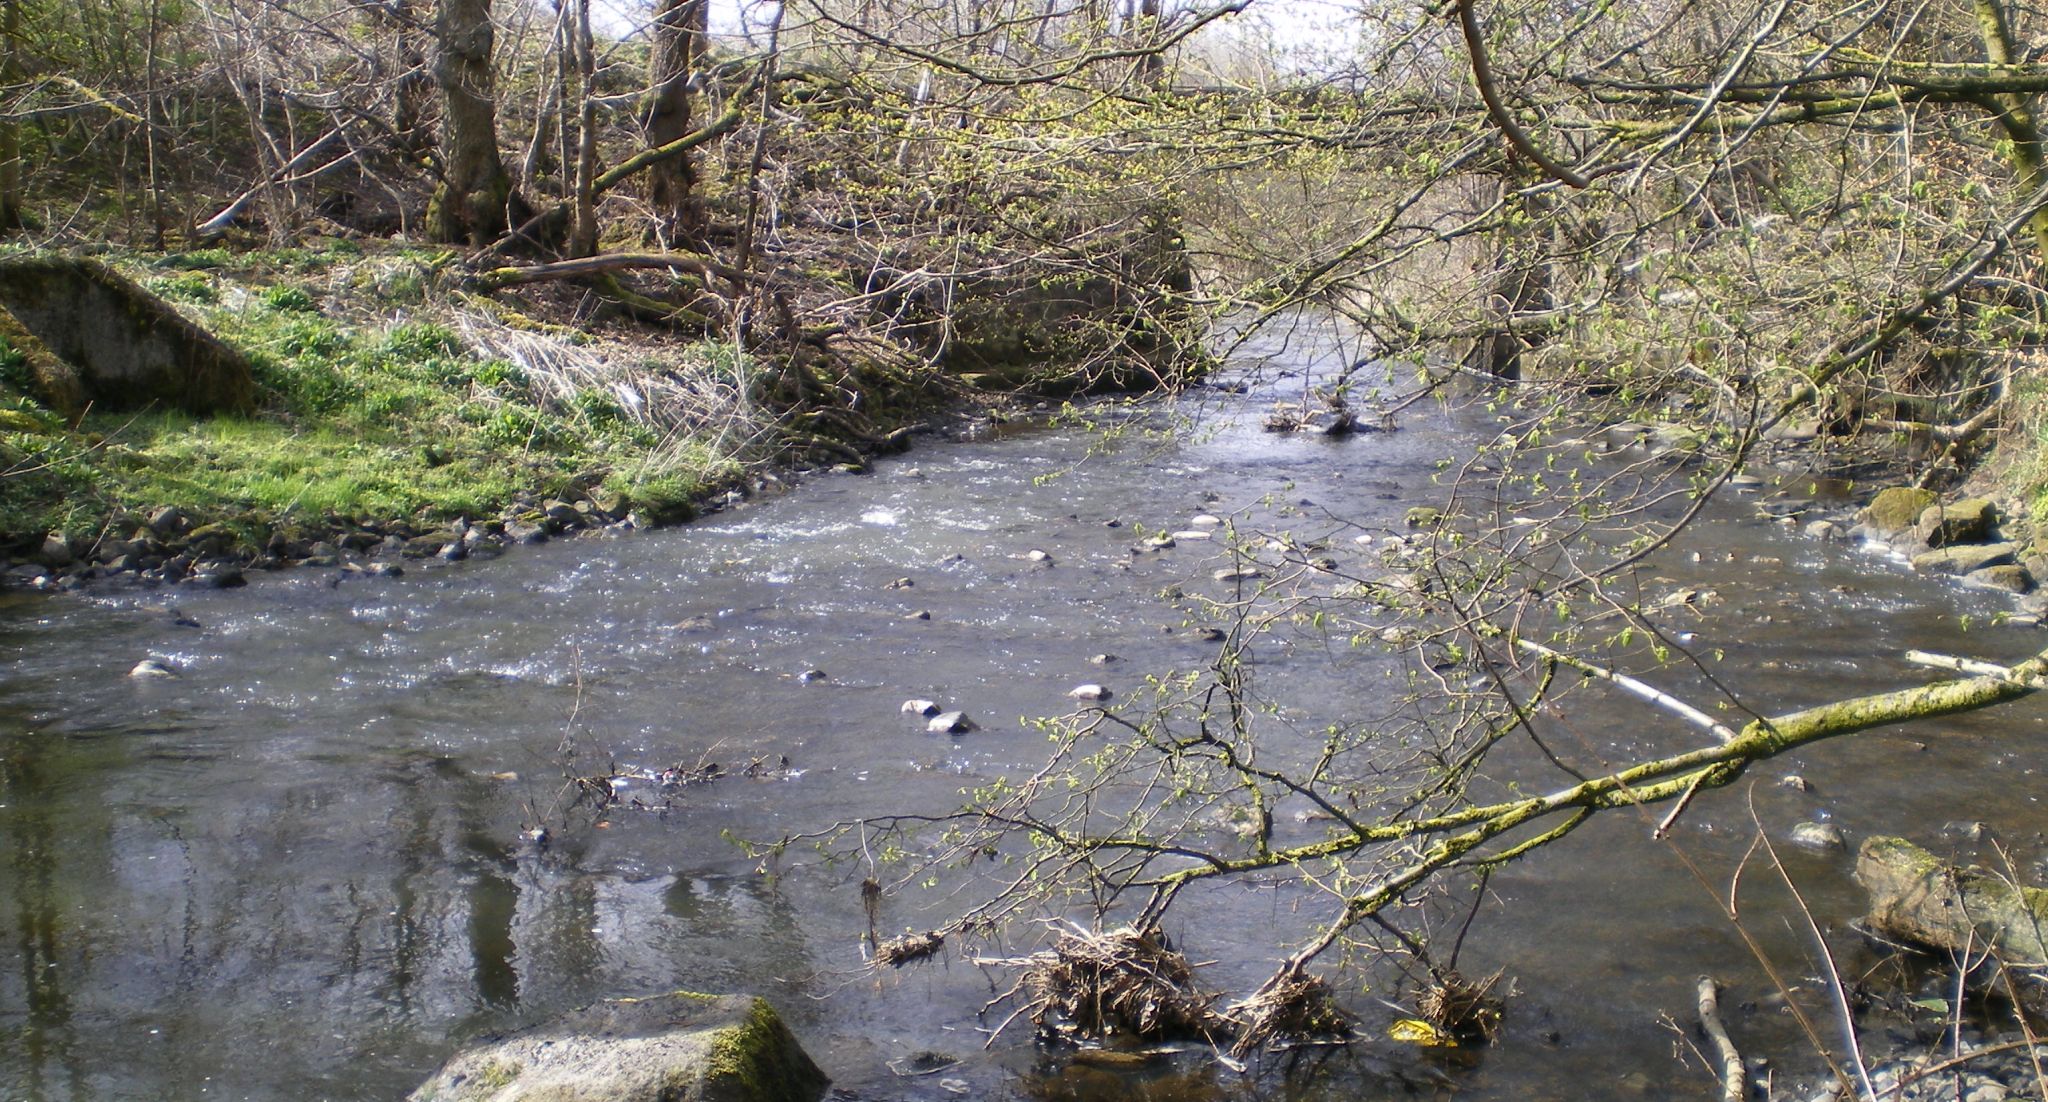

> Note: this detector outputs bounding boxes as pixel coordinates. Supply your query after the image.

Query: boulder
[1857,837,2048,979]
[1915,498,1998,549]
[927,711,976,735]
[1858,487,1938,535]
[0,257,254,416]
[1911,542,2019,576]
[407,992,828,1102]
[1965,565,2035,593]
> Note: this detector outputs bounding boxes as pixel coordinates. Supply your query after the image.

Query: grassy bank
[0,244,774,570]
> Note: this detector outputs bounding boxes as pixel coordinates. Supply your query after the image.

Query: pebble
[799,669,828,683]
[905,610,932,621]
[886,577,914,590]
[1088,654,1119,665]
[1779,775,1812,793]
[1171,530,1213,541]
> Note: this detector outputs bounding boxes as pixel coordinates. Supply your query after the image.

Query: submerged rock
[406,991,827,1102]
[1790,821,1846,851]
[128,657,177,679]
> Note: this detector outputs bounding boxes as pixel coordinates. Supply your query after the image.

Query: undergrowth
[0,245,752,551]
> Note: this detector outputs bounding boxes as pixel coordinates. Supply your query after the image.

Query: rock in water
[1789,821,1845,851]
[927,711,976,735]
[900,699,940,717]
[1858,486,1937,535]
[129,658,177,679]
[407,992,827,1102]
[1911,542,2020,576]
[1857,837,2048,1012]
[1914,498,1998,549]
[1067,684,1112,702]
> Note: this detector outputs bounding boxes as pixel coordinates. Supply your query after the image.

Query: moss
[1860,486,1939,532]
[697,997,828,1102]
[470,1058,522,1092]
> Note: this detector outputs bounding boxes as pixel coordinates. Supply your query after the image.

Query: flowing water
[5,317,2047,1101]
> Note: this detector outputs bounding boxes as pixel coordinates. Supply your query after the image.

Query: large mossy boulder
[1858,487,1938,536]
[0,256,253,416]
[408,992,828,1102]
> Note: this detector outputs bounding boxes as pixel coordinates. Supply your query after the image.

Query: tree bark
[566,0,598,258]
[0,0,25,233]
[645,0,707,244]
[427,0,516,245]
[1971,0,2048,260]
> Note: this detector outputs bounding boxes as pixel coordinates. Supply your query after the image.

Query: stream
[4,315,2047,1101]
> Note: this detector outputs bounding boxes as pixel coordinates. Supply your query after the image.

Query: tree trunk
[0,0,24,233]
[427,0,515,245]
[645,0,707,244]
[566,0,598,258]
[1973,0,2048,260]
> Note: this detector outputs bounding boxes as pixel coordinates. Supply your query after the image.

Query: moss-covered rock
[1914,497,1998,548]
[0,256,254,416]
[407,992,827,1102]
[1857,836,2048,978]
[1857,486,1937,535]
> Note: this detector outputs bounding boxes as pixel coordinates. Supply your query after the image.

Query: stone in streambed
[1915,498,1998,549]
[129,657,178,679]
[1067,684,1112,702]
[927,711,976,734]
[1912,542,2020,576]
[405,991,827,1102]
[1790,821,1845,851]
[1965,564,2034,593]
[1857,487,1937,535]
[901,699,940,717]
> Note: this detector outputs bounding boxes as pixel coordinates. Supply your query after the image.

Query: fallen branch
[1696,977,1746,1102]
[472,251,766,289]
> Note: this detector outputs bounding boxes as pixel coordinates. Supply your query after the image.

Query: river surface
[4,317,2047,1101]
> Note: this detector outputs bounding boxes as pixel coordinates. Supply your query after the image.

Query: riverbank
[0,245,1033,591]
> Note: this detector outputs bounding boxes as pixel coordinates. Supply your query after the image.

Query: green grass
[0,252,747,552]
